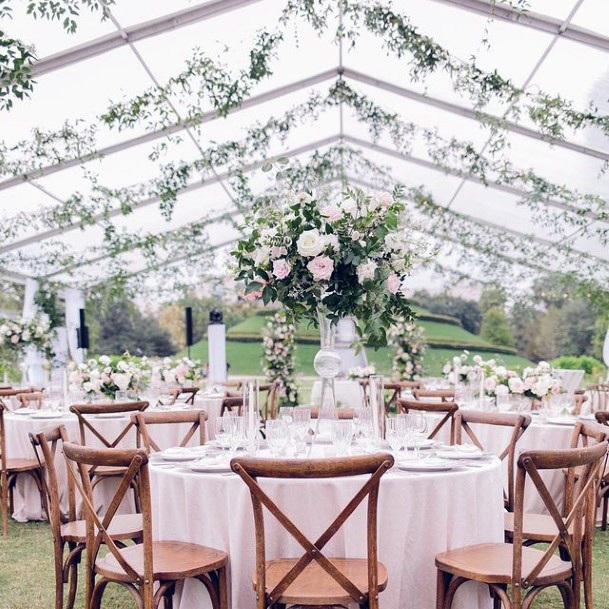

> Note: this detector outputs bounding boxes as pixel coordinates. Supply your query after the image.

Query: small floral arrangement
[521,361,563,399]
[347,365,377,380]
[0,316,55,358]
[472,356,522,398]
[68,354,149,399]
[262,311,298,407]
[389,320,426,381]
[156,357,202,386]
[233,186,432,348]
[442,351,473,384]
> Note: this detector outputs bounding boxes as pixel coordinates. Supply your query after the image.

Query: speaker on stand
[185,307,194,359]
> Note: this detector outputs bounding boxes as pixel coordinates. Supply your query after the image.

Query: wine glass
[385,417,405,455]
[214,415,232,451]
[409,413,428,459]
[354,408,374,451]
[266,419,289,457]
[227,416,245,454]
[331,420,353,456]
[292,407,311,455]
[279,407,294,423]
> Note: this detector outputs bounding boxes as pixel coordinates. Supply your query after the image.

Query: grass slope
[1,518,608,609]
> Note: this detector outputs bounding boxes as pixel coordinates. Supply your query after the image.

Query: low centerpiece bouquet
[156,357,202,387]
[521,361,563,399]
[68,354,149,400]
[347,365,377,380]
[442,351,474,385]
[0,316,55,358]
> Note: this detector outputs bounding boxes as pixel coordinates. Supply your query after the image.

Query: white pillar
[21,279,46,385]
[208,323,227,385]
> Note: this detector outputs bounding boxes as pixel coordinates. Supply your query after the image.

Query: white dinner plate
[435,447,485,460]
[29,412,65,419]
[404,438,435,450]
[546,416,577,426]
[189,458,232,473]
[396,457,455,472]
[12,408,37,415]
[160,448,201,462]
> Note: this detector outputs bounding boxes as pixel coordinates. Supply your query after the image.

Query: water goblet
[331,420,353,456]
[227,416,245,454]
[385,417,405,455]
[214,415,232,451]
[266,419,289,457]
[279,407,294,424]
[409,413,427,459]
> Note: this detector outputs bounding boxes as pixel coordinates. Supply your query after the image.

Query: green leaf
[245,281,263,294]
[262,285,274,305]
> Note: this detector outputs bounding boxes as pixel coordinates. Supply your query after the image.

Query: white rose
[112,373,131,391]
[82,382,94,393]
[253,246,271,266]
[356,260,378,284]
[325,234,339,249]
[296,229,325,257]
[374,191,393,208]
[341,198,358,216]
[384,232,404,251]
[295,192,313,204]
[99,355,111,366]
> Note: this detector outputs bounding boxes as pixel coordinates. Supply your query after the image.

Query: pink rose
[307,255,334,281]
[270,246,287,259]
[10,335,19,344]
[272,259,291,280]
[484,378,496,392]
[551,384,561,394]
[387,274,401,294]
[243,290,262,301]
[319,204,343,222]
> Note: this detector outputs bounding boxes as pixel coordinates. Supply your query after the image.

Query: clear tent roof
[1,0,608,296]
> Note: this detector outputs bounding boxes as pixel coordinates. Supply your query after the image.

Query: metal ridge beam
[32,0,265,77]
[343,134,609,226]
[343,68,609,163]
[0,134,342,254]
[430,0,609,53]
[0,69,339,192]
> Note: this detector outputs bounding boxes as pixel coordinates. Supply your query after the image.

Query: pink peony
[387,274,401,294]
[319,204,343,222]
[307,255,334,281]
[272,259,291,280]
[10,334,19,344]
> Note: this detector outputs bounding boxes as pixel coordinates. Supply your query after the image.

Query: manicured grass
[184,340,532,377]
[2,518,609,608]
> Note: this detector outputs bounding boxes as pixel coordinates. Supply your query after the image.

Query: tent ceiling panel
[109,0,215,29]
[571,0,609,33]
[524,0,580,21]
[0,182,57,218]
[1,47,153,148]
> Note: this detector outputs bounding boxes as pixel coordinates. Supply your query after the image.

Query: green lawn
[1,518,609,608]
[184,340,532,377]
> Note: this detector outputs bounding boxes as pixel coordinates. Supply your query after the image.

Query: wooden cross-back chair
[593,411,609,530]
[18,391,45,409]
[231,453,394,609]
[62,442,228,609]
[225,381,280,421]
[504,421,608,609]
[455,410,532,512]
[436,440,609,609]
[573,390,588,416]
[0,387,37,409]
[358,380,423,411]
[69,401,149,511]
[169,386,199,405]
[412,389,455,402]
[397,399,458,444]
[29,426,143,609]
[219,396,243,417]
[587,384,609,413]
[0,400,44,536]
[132,410,207,453]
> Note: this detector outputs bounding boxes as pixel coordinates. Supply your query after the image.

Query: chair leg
[1,471,8,536]
[602,495,608,531]
[436,569,449,609]
[217,566,229,609]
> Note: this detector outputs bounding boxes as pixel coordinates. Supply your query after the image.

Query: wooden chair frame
[62,442,227,609]
[454,410,532,512]
[132,410,207,453]
[413,389,455,402]
[397,399,458,444]
[587,384,609,413]
[358,380,422,411]
[437,441,609,609]
[169,386,199,405]
[219,396,243,417]
[18,391,44,409]
[0,400,44,535]
[231,453,394,609]
[593,412,609,530]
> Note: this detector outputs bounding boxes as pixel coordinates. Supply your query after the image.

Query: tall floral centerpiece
[262,311,298,408]
[389,320,426,381]
[156,357,202,387]
[233,186,431,408]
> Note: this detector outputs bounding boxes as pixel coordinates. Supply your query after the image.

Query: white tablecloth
[5,398,223,521]
[311,380,365,409]
[150,454,503,609]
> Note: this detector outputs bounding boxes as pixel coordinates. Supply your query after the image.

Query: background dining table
[149,451,504,609]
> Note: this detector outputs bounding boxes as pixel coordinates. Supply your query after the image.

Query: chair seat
[5,458,41,473]
[435,543,572,586]
[255,558,388,605]
[61,514,143,543]
[88,464,129,478]
[96,540,228,582]
[504,512,573,543]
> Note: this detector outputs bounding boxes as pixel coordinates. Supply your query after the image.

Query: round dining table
[4,395,223,521]
[149,450,503,609]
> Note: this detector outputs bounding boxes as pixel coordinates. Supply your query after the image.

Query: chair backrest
[62,442,153,605]
[511,441,608,601]
[412,389,455,402]
[359,380,421,411]
[310,407,354,420]
[595,411,609,427]
[454,410,532,511]
[132,410,207,453]
[69,402,148,478]
[573,391,588,416]
[18,391,44,409]
[397,399,458,443]
[29,426,77,537]
[231,453,394,609]
[259,381,280,420]
[169,386,199,405]
[587,384,609,412]
[220,396,243,417]
[0,387,36,398]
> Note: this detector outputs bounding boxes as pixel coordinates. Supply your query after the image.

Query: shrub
[551,355,606,377]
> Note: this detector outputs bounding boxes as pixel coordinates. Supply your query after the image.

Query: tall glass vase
[369,374,386,445]
[313,308,341,410]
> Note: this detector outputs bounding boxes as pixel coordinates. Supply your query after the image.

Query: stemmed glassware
[354,408,374,452]
[331,420,353,456]
[291,407,311,455]
[407,413,428,459]
[266,419,290,457]
[385,417,407,455]
[214,414,234,452]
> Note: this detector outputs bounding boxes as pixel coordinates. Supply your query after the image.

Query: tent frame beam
[431,0,609,53]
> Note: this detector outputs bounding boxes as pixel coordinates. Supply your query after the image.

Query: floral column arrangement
[262,311,298,407]
[389,320,426,381]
